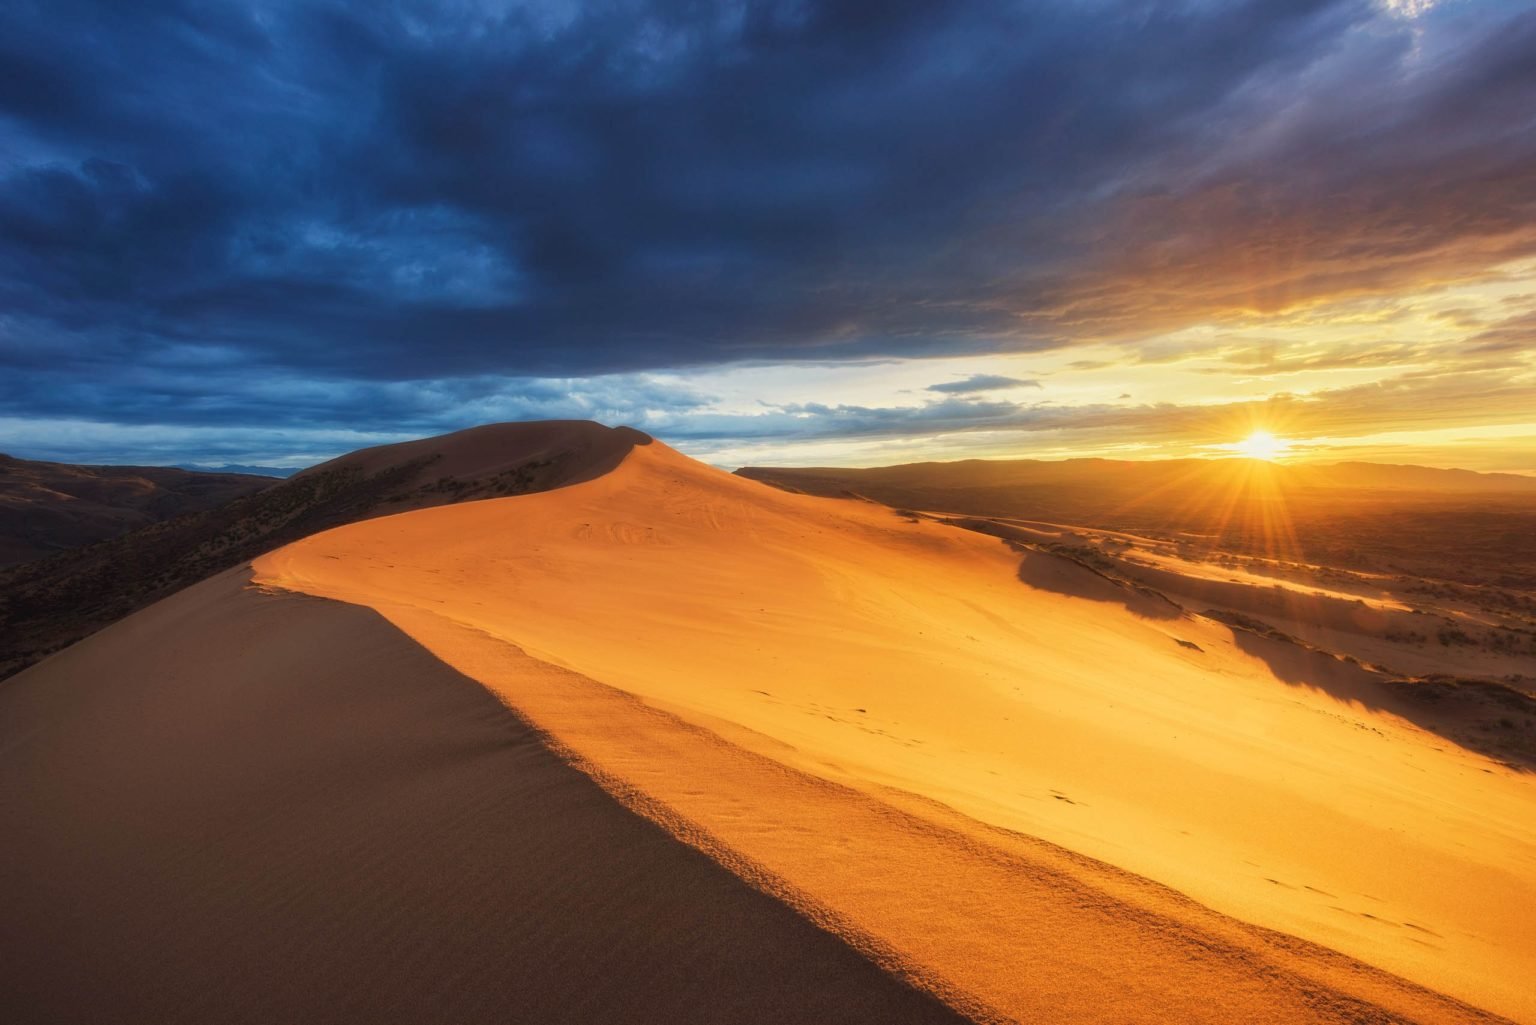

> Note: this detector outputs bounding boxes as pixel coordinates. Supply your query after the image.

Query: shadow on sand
[1013,547,1184,621]
[1216,613,1536,773]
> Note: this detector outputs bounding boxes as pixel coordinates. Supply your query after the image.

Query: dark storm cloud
[1,0,1533,459]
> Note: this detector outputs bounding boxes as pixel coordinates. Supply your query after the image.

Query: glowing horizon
[1228,431,1290,462]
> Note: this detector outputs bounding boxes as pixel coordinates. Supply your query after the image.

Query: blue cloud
[0,0,1532,462]
[927,375,1041,394]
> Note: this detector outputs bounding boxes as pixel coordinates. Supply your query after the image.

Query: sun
[1234,429,1289,461]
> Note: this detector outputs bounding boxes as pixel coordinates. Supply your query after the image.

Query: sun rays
[1233,430,1290,461]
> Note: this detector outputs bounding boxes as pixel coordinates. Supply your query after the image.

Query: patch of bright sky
[691,428,1189,472]
[1377,0,1440,17]
[0,417,404,470]
[666,258,1536,470]
[699,259,1531,401]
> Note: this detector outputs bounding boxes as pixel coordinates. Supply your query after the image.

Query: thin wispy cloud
[926,375,1041,395]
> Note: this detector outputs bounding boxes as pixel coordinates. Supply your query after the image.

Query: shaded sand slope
[295,419,648,493]
[0,569,967,1025]
[260,437,1536,1023]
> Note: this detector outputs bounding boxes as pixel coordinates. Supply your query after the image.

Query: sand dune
[254,431,1536,1022]
[0,568,967,1024]
[0,421,650,683]
[294,418,647,493]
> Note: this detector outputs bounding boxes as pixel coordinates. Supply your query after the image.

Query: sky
[1,0,1534,473]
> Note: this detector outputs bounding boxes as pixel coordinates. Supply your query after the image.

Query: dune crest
[295,419,651,489]
[258,433,1536,1023]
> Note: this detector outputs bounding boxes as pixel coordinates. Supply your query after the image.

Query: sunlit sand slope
[259,436,1536,1023]
[0,569,968,1025]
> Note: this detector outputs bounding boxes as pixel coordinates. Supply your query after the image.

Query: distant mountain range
[738,456,1536,589]
[0,453,275,568]
[738,456,1536,497]
[175,463,303,478]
